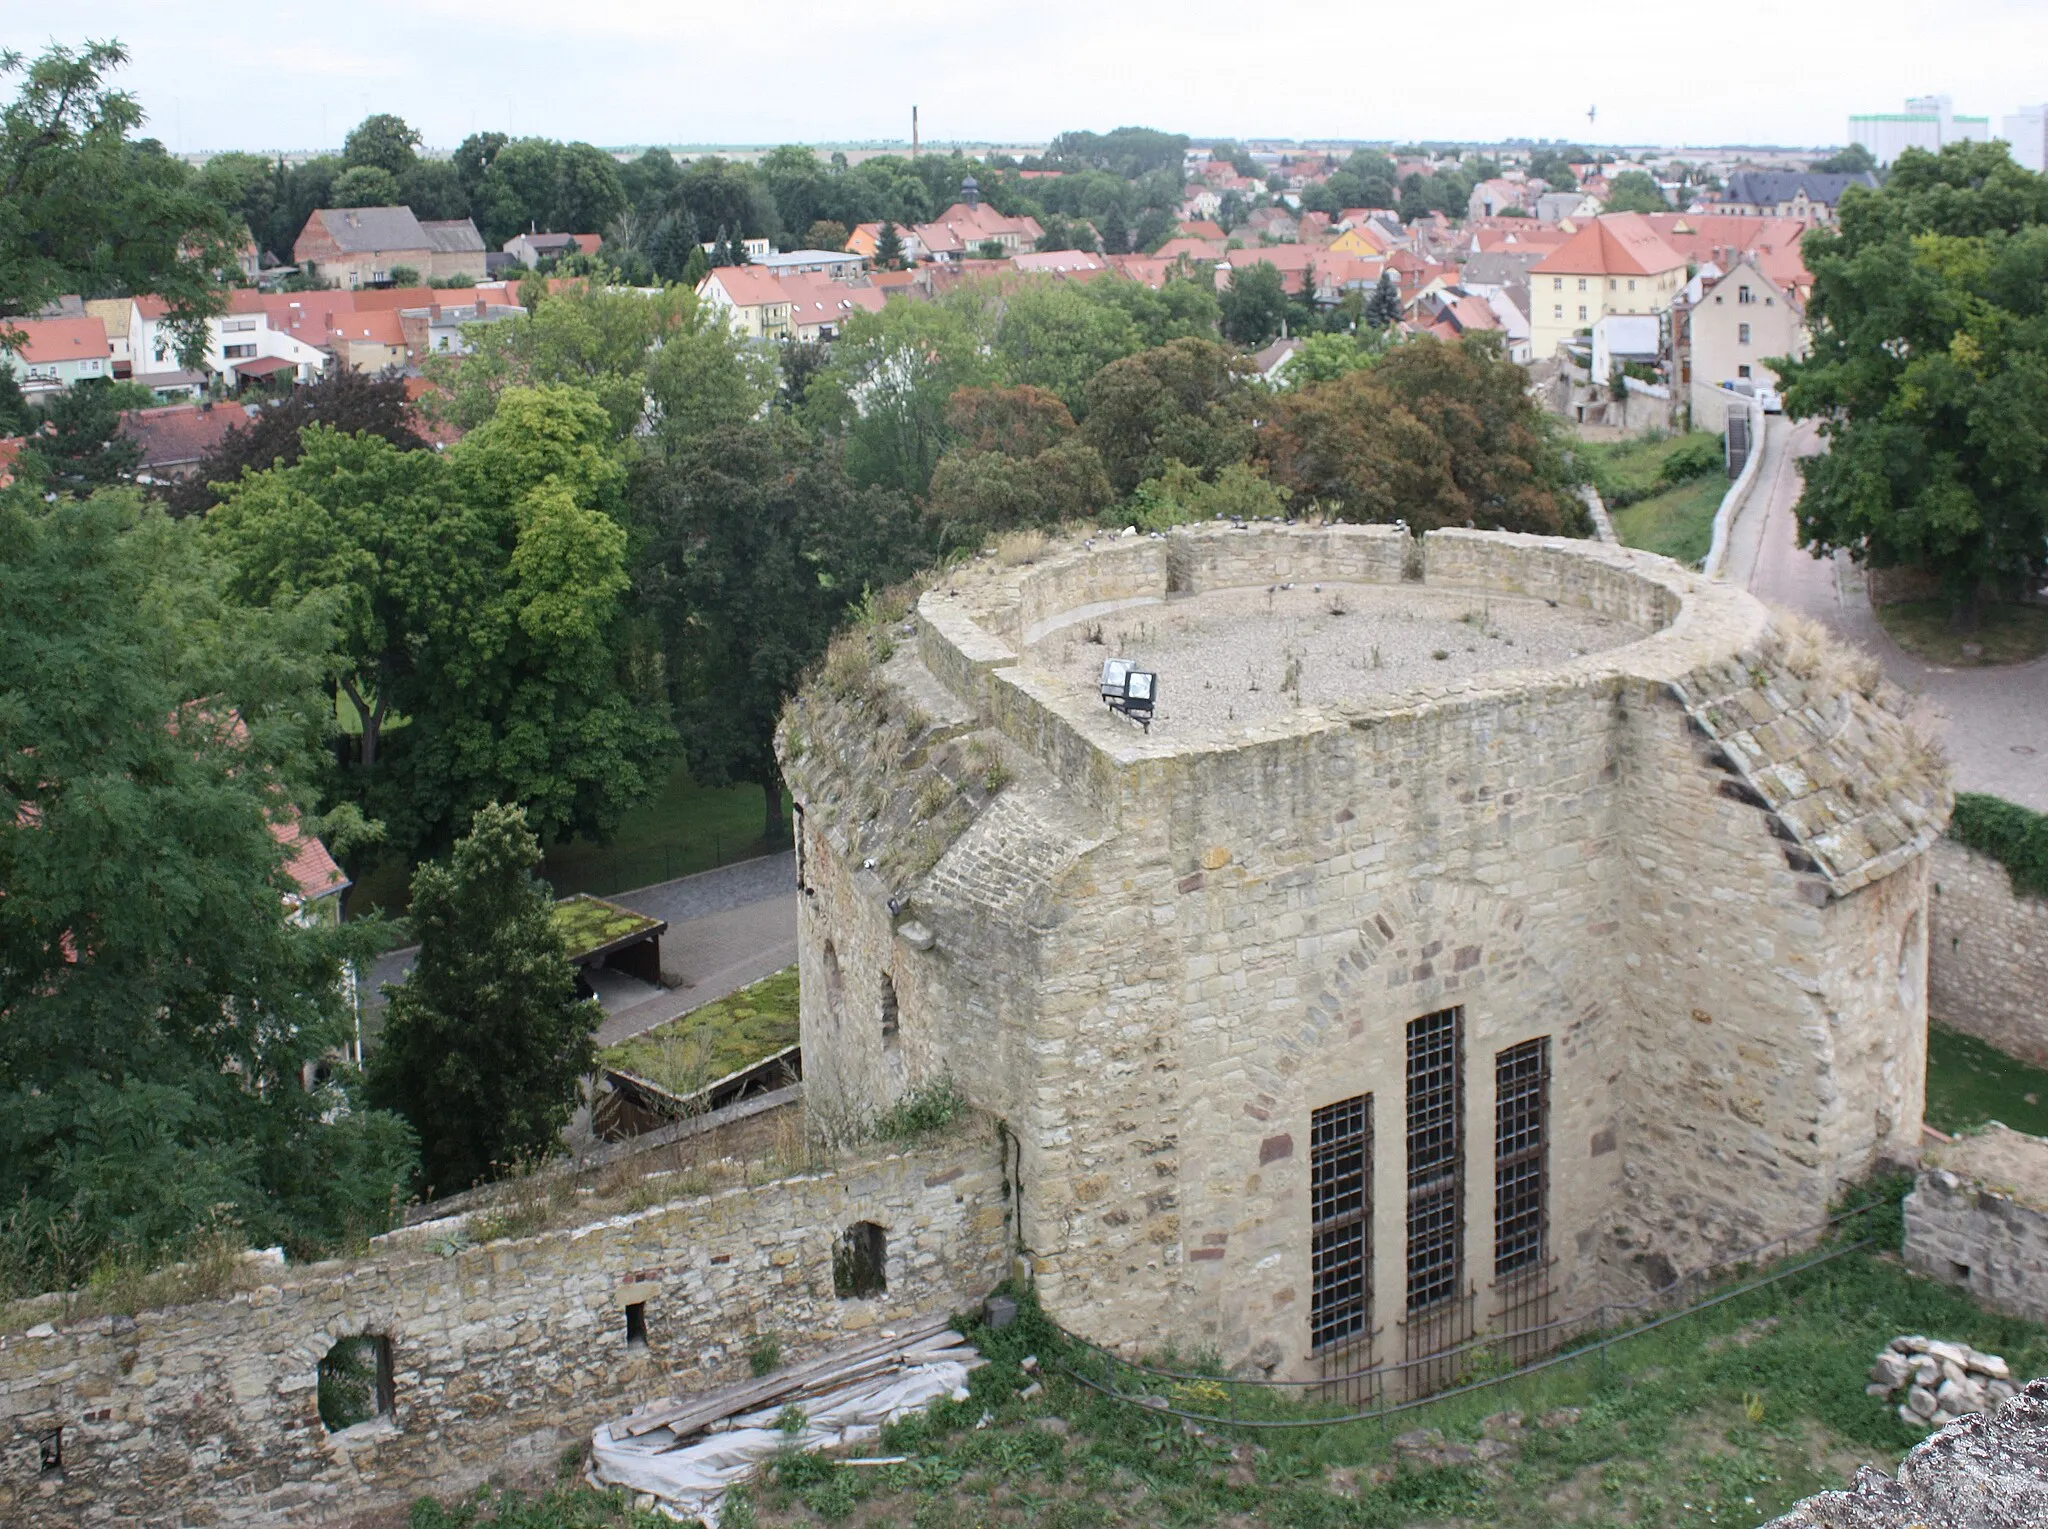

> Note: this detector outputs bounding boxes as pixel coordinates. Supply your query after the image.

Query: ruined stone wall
[0,1129,1008,1527]
[1929,837,2048,1067]
[1904,1126,2048,1326]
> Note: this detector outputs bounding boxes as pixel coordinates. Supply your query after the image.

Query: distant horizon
[57,0,2048,159]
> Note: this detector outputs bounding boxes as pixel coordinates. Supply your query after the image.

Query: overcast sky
[45,0,2048,155]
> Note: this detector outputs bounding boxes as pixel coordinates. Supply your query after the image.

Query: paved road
[1725,416,2048,812]
[364,851,799,1049]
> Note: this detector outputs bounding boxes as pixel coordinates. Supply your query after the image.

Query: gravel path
[1027,583,1648,739]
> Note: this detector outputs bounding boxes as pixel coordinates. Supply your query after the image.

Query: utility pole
[912,105,919,159]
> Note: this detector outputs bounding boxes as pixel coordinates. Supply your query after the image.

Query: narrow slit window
[1310,1093,1372,1352]
[39,1427,61,1476]
[625,1301,648,1348]
[1494,1038,1549,1277]
[1405,1008,1463,1314]
[880,975,899,1042]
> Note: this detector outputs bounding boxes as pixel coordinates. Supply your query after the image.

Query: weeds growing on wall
[1950,792,2048,899]
[874,1078,969,1142]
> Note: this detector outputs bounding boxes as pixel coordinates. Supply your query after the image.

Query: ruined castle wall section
[0,1136,1008,1528]
[1929,837,2048,1066]
[1423,530,1683,630]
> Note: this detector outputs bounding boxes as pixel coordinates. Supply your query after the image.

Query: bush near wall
[1950,793,2048,899]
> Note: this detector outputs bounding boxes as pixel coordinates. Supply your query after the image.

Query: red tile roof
[1530,213,1686,278]
[781,275,886,331]
[4,316,110,364]
[272,816,349,906]
[118,401,251,470]
[700,265,795,309]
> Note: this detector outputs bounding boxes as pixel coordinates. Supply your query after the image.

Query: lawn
[1577,429,1723,508]
[407,1207,2048,1529]
[1925,1024,2048,1137]
[1874,599,2048,667]
[598,966,800,1097]
[346,764,786,918]
[1609,473,1726,567]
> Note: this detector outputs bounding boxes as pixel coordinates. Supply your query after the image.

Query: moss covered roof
[598,966,799,1097]
[552,893,664,962]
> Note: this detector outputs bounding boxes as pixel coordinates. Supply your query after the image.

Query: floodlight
[1099,657,1135,705]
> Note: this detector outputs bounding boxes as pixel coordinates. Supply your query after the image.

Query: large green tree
[634,424,925,839]
[0,492,415,1292]
[1779,142,2048,622]
[1603,170,1669,214]
[206,386,672,856]
[367,803,597,1196]
[1080,337,1257,494]
[806,299,998,496]
[1220,260,1291,348]
[0,42,235,363]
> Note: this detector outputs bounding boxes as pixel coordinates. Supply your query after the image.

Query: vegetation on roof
[551,893,663,960]
[598,966,798,1098]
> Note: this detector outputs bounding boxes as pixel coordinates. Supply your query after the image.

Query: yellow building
[1527,213,1688,363]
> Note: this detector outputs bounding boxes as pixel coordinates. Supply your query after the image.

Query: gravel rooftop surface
[1026,583,1650,740]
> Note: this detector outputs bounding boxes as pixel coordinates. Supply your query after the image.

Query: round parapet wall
[917,524,1756,785]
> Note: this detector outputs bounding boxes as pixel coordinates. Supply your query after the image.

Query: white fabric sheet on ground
[591,1358,978,1525]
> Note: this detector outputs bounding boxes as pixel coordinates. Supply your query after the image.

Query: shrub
[1659,433,1724,485]
[1951,792,2048,898]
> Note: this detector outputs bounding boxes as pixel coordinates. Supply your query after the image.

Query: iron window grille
[1494,1038,1550,1277]
[1405,1008,1464,1314]
[1310,1093,1372,1352]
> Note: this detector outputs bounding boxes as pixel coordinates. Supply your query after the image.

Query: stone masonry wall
[1904,1125,2048,1325]
[0,1128,1008,1527]
[1929,837,2048,1067]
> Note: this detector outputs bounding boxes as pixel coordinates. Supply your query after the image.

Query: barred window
[1310,1094,1372,1351]
[1405,1008,1463,1313]
[1494,1038,1550,1276]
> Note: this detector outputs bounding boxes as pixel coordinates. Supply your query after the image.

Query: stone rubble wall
[1904,1131,2048,1326]
[0,1128,1009,1527]
[1763,1378,2048,1529]
[1929,837,2048,1067]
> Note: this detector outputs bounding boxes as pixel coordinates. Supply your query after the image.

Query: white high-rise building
[2001,105,2048,172]
[1849,94,1991,166]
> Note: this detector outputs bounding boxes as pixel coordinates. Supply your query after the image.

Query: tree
[644,314,779,446]
[166,366,425,518]
[1778,142,2048,624]
[330,165,402,207]
[990,281,1143,414]
[1099,203,1131,255]
[367,803,597,1196]
[875,221,904,268]
[0,493,416,1291]
[21,378,142,495]
[552,142,628,234]
[805,299,998,496]
[926,386,1112,551]
[400,159,470,221]
[1220,260,1290,347]
[646,208,703,282]
[207,388,672,856]
[1261,337,1583,534]
[453,131,508,204]
[344,113,421,178]
[474,138,561,247]
[1364,269,1404,329]
[1811,142,1878,177]
[1081,337,1256,494]
[804,219,850,251]
[0,42,237,363]
[634,423,926,840]
[1603,170,1669,214]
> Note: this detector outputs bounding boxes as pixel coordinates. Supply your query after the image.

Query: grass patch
[1874,599,2048,667]
[598,967,800,1097]
[727,1228,2044,1529]
[1926,1024,2048,1137]
[1578,429,1723,509]
[1609,473,1725,567]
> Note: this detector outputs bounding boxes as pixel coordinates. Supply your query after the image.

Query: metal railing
[1053,1201,1883,1430]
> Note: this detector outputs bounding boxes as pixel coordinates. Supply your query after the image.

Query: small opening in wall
[880,974,900,1044]
[318,1334,394,1432]
[625,1301,648,1348]
[1950,1261,1972,1284]
[833,1221,888,1299]
[38,1427,61,1476]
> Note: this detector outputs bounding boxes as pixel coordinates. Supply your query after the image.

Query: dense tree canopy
[0,493,414,1293]
[1081,337,1257,494]
[1780,142,2048,620]
[1602,170,1669,214]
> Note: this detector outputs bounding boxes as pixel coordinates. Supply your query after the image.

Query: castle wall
[1929,837,2048,1066]
[1905,1126,2048,1325]
[0,1132,1007,1527]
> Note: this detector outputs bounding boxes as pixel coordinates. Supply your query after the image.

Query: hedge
[1950,792,2048,899]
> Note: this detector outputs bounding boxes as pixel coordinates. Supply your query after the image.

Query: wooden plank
[620,1316,958,1438]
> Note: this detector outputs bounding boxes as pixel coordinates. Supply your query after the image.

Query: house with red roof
[118,401,251,482]
[780,274,886,341]
[1527,213,1688,361]
[697,265,797,339]
[1,315,112,396]
[910,178,1043,262]
[293,206,487,289]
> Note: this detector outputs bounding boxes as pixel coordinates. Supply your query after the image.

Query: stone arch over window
[317,1334,394,1432]
[832,1221,888,1298]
